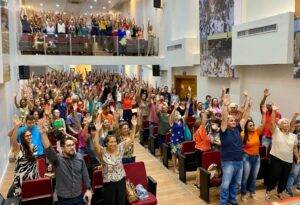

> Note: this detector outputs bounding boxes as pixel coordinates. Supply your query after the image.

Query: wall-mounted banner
[199,0,234,78]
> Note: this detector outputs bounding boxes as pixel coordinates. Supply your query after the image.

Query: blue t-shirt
[220,124,243,161]
[17,125,44,156]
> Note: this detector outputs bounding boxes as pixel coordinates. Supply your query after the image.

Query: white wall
[244,0,295,23]
[232,12,294,65]
[0,0,20,187]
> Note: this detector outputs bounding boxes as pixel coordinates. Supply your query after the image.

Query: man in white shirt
[57,19,66,34]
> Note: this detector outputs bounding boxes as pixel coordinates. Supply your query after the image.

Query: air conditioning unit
[68,0,84,4]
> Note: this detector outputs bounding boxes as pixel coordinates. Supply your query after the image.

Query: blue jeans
[220,161,243,205]
[241,154,260,195]
[286,163,300,191]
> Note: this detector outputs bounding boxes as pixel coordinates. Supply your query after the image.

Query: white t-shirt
[57,23,66,34]
[270,126,297,163]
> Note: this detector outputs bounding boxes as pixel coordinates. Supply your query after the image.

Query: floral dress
[170,121,185,155]
[102,141,126,183]
[12,145,38,197]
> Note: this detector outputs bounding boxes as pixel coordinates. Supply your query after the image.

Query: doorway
[174,75,197,100]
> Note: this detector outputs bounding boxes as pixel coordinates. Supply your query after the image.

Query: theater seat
[199,151,221,203]
[162,132,172,168]
[92,169,104,205]
[36,157,46,178]
[124,162,157,205]
[148,126,158,155]
[178,141,198,183]
[140,121,149,146]
[21,178,53,205]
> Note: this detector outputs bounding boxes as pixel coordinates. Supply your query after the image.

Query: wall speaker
[152,65,160,76]
[154,0,161,8]
[19,65,30,79]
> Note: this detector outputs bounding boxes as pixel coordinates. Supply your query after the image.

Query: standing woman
[8,118,38,197]
[265,106,298,200]
[169,102,187,173]
[119,120,136,164]
[92,116,137,205]
[240,107,266,201]
[122,92,133,126]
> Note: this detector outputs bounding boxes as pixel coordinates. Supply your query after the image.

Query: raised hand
[272,105,279,111]
[223,94,230,106]
[243,91,248,97]
[13,117,22,127]
[131,115,137,127]
[174,102,179,109]
[262,105,267,113]
[264,88,270,97]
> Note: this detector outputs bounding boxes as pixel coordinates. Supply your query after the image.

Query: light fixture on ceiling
[56,4,60,7]
[108,0,111,3]
[94,0,97,2]
[84,12,88,15]
[40,3,43,6]
[90,5,93,9]
[103,6,106,10]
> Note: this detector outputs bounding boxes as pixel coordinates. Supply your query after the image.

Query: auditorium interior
[1,0,300,205]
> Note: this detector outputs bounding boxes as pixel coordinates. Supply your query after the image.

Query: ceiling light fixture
[103,6,106,9]
[94,0,97,2]
[90,5,93,9]
[40,3,43,6]
[108,1,111,3]
[85,12,88,15]
[56,4,60,7]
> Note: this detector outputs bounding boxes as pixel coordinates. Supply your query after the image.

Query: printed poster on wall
[199,0,234,78]
[1,0,10,83]
[294,0,300,78]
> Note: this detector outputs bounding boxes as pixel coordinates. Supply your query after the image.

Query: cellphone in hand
[225,88,230,94]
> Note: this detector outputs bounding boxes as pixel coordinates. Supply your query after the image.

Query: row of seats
[19,33,149,56]
[140,116,271,203]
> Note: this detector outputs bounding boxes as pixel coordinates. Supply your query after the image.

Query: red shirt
[193,125,211,151]
[262,111,281,138]
[123,98,132,110]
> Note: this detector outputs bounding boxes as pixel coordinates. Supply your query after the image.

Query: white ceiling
[23,0,120,16]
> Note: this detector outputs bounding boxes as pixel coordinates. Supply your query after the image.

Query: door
[174,75,197,100]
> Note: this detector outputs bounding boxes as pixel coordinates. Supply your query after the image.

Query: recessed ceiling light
[108,0,111,3]
[63,12,66,15]
[56,4,60,7]
[103,6,106,9]
[40,3,43,6]
[84,12,88,15]
[90,5,93,9]
[94,0,97,2]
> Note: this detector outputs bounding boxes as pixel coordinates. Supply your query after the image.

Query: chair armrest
[199,167,211,203]
[147,176,157,196]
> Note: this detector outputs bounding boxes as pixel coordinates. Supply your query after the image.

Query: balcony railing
[19,33,159,56]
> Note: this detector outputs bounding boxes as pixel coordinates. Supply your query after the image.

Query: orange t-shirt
[193,125,211,151]
[123,98,132,110]
[241,129,261,156]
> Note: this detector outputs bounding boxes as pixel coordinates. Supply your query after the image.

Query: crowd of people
[4,69,300,205]
[20,9,157,56]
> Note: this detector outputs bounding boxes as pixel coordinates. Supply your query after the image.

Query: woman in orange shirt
[122,92,133,125]
[240,110,265,201]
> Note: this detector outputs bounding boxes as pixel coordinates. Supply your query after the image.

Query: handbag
[126,180,138,203]
[184,124,192,141]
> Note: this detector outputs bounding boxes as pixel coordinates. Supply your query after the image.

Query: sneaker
[249,193,257,200]
[285,189,293,197]
[296,187,300,193]
[265,192,271,201]
[241,195,247,202]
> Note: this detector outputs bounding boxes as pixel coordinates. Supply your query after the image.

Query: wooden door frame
[174,75,197,99]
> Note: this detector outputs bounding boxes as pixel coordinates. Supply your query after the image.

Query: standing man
[219,93,251,205]
[260,89,281,152]
[40,124,92,205]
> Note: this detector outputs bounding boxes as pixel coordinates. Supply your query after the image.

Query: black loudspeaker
[154,0,161,8]
[152,65,160,76]
[19,65,30,79]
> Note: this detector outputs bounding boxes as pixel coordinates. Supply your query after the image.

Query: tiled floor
[1,141,299,205]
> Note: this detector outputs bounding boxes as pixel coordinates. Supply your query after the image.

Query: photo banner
[199,0,234,78]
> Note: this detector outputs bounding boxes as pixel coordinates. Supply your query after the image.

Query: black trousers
[267,155,292,193]
[103,178,126,205]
